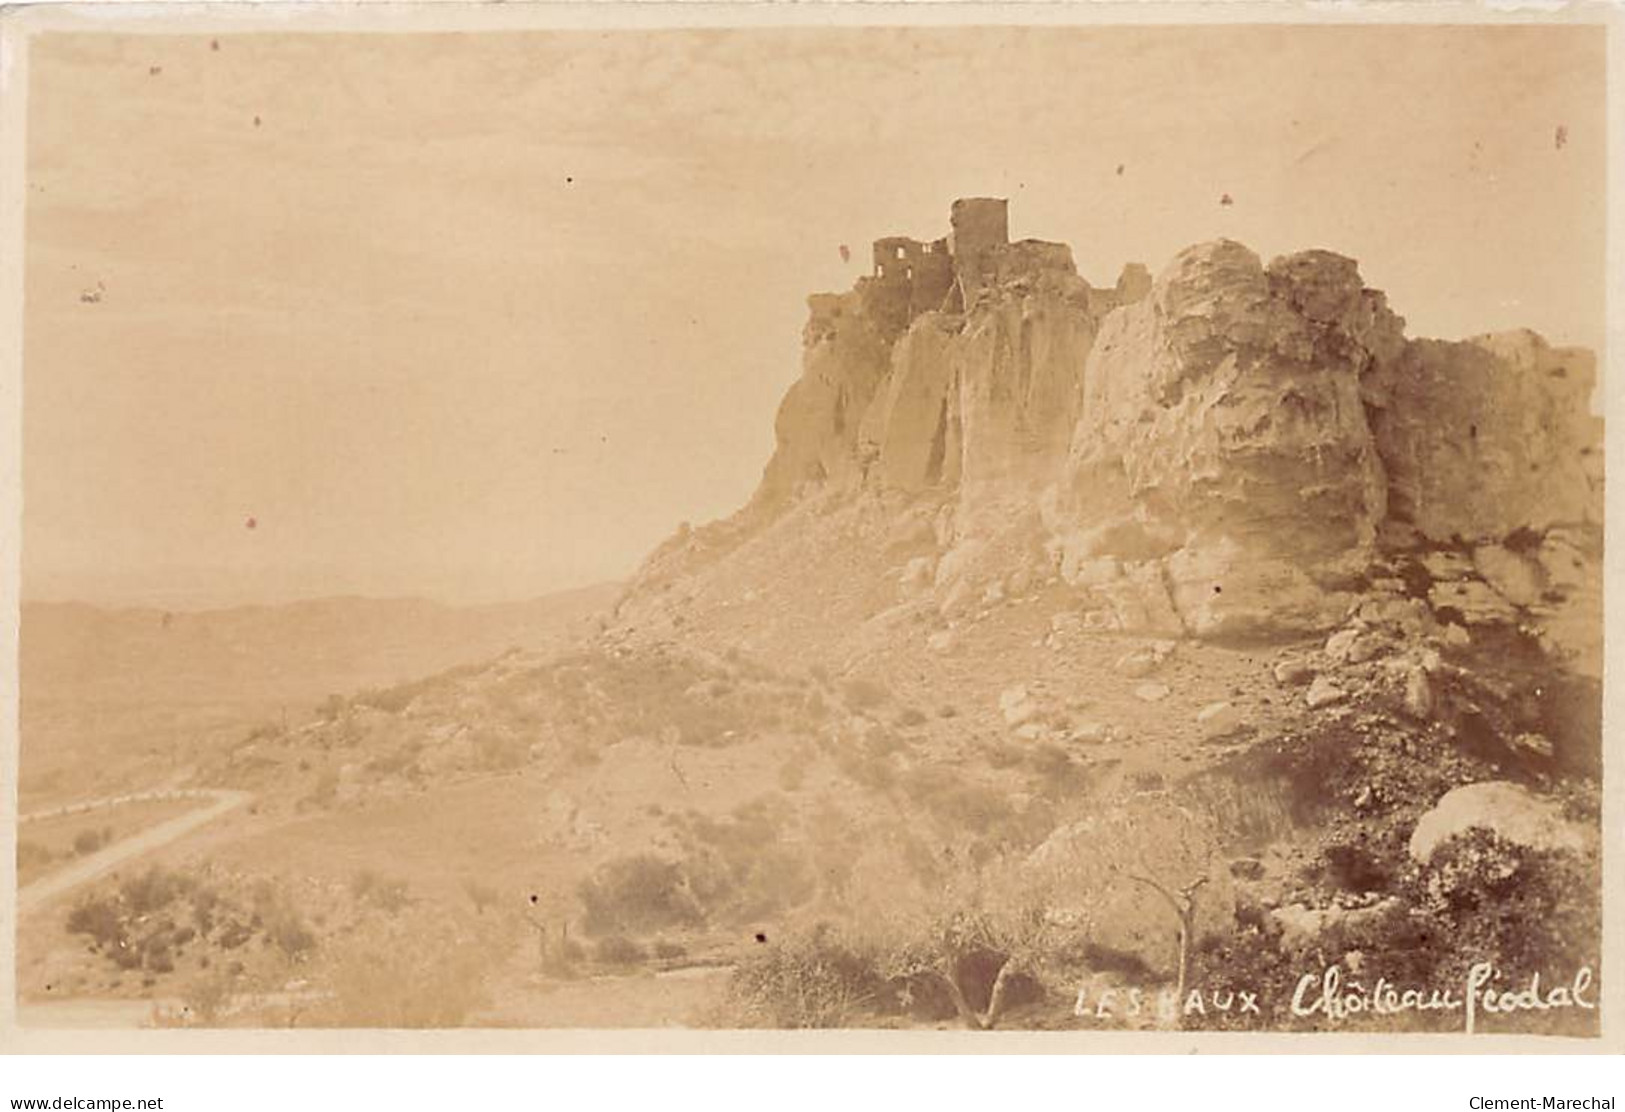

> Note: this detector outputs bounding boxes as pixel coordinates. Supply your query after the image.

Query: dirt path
[16,789,252,917]
[18,785,212,826]
[475,964,735,1028]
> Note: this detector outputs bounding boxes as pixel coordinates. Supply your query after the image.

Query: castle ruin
[803,197,1151,351]
[848,197,1026,336]
[812,197,1118,341]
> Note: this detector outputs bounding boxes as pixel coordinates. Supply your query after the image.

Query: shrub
[120,867,189,916]
[901,765,1019,840]
[594,935,647,965]
[354,679,433,714]
[1408,831,1600,992]
[308,913,508,1028]
[66,896,124,951]
[266,907,318,961]
[577,854,702,936]
[177,971,234,1026]
[1025,743,1088,800]
[724,924,884,1028]
[72,827,113,856]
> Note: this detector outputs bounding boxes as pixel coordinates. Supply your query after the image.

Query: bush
[266,907,318,961]
[177,971,234,1026]
[66,896,124,950]
[724,924,884,1028]
[594,935,647,965]
[1409,831,1600,993]
[577,854,702,936]
[1025,743,1088,800]
[354,679,433,714]
[120,867,189,916]
[308,914,508,1028]
[73,827,113,856]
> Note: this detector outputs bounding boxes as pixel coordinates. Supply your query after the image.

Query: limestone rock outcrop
[754,199,1147,515]
[754,291,894,507]
[1364,330,1602,544]
[1056,241,1406,637]
[664,199,1601,647]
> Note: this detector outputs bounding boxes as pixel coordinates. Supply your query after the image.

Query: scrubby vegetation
[63,865,316,991]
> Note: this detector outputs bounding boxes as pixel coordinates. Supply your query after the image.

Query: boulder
[1305,675,1346,709]
[1195,701,1242,739]
[1270,897,1403,953]
[1068,721,1111,744]
[1273,656,1316,686]
[1408,781,1588,863]
[1134,682,1172,703]
[999,685,1040,726]
[1115,648,1164,678]
[899,555,935,594]
[1401,665,1433,719]
[1471,544,1545,608]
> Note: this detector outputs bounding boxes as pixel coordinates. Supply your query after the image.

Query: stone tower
[948,197,1010,301]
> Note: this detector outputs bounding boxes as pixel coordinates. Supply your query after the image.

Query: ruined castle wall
[1365,332,1602,543]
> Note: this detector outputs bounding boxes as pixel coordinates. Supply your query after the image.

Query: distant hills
[18,585,618,807]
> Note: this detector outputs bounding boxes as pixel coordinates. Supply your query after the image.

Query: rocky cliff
[629,199,1601,669]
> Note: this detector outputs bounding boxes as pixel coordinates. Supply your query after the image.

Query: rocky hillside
[578,199,1602,1030]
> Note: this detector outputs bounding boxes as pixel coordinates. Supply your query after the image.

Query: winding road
[16,789,253,916]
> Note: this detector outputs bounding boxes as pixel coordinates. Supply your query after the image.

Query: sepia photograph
[0,2,1617,1064]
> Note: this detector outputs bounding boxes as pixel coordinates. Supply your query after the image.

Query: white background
[0,1053,1620,1110]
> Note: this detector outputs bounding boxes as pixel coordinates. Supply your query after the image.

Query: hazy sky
[22,25,1605,607]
